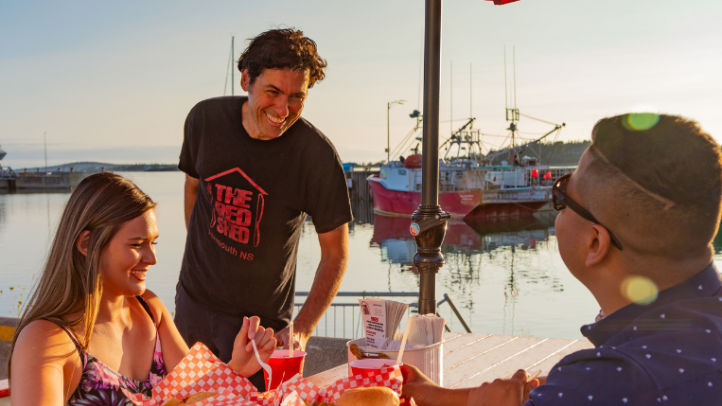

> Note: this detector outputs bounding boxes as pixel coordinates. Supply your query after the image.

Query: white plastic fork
[251,339,272,386]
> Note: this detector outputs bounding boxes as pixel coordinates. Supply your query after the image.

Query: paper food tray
[124,342,403,406]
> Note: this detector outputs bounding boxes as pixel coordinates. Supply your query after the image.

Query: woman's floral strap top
[63,296,167,406]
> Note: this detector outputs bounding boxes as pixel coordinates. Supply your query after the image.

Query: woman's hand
[227,316,276,377]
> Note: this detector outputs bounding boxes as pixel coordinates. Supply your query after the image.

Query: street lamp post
[387,100,405,163]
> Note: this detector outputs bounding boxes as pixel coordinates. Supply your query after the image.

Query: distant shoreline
[13,162,179,173]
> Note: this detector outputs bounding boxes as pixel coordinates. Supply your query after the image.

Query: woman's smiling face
[100,209,159,297]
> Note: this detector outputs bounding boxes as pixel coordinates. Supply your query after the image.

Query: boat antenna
[470,63,473,122]
[504,47,520,150]
[450,60,453,136]
[504,45,508,112]
[224,36,233,96]
[513,46,518,111]
[231,36,235,96]
[512,46,516,148]
[417,32,423,111]
[44,131,48,174]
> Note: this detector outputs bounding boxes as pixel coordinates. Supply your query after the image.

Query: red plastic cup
[349,359,401,377]
[264,350,307,391]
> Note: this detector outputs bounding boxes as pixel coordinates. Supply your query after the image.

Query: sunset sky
[1,0,720,168]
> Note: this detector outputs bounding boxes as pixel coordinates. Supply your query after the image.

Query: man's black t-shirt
[178,96,352,331]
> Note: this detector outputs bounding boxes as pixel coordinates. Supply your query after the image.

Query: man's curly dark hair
[238,28,327,88]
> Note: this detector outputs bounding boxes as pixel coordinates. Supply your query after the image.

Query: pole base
[411,205,450,315]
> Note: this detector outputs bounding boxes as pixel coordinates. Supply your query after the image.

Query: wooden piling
[347,169,377,202]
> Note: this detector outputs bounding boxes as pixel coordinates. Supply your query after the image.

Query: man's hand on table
[274,324,311,351]
[525,376,545,402]
[228,316,276,377]
[401,365,541,406]
[467,369,540,406]
[401,364,470,406]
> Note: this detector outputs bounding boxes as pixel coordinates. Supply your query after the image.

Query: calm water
[3,172,721,340]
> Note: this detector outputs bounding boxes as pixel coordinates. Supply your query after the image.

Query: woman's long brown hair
[9,172,156,375]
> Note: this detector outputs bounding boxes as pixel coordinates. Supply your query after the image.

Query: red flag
[486,0,522,5]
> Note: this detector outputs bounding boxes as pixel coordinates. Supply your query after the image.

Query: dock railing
[294,291,471,339]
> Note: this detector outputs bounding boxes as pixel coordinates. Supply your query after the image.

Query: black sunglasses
[552,174,624,251]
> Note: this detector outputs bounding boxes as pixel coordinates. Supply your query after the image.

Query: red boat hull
[368,177,546,219]
[368,178,480,218]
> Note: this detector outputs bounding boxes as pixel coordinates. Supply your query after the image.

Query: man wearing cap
[401,113,722,405]
[176,28,352,390]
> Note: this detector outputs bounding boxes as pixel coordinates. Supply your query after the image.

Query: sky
[1,0,721,168]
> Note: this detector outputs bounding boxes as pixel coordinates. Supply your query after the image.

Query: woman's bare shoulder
[13,319,77,361]
[141,289,170,324]
[12,320,82,405]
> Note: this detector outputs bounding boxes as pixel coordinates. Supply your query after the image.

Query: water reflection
[0,199,5,228]
[366,206,568,335]
[370,212,556,265]
[350,198,375,226]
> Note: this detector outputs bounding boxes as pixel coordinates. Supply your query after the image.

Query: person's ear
[76,230,90,257]
[240,69,250,92]
[585,224,612,267]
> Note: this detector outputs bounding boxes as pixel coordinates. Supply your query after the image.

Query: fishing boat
[368,112,575,219]
[369,51,576,219]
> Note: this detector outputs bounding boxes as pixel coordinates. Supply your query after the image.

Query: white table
[307,332,592,388]
[0,333,591,403]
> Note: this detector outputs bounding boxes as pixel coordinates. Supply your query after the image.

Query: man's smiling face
[241,67,309,140]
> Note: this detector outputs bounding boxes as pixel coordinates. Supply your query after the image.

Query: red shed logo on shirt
[204,167,267,260]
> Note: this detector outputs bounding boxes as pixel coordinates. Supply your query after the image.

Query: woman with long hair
[9,173,276,405]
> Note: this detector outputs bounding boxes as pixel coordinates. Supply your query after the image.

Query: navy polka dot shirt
[527,264,722,405]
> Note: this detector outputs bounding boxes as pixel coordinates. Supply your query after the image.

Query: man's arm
[184,174,199,229]
[275,223,349,350]
[401,365,538,406]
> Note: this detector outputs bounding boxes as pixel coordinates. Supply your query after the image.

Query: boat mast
[505,46,520,163]
[504,46,508,119]
[470,63,474,159]
[231,36,235,96]
[44,131,48,173]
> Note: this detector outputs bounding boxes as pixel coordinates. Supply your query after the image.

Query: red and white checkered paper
[124,343,403,406]
[323,365,403,404]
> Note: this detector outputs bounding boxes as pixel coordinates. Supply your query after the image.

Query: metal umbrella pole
[411,0,451,316]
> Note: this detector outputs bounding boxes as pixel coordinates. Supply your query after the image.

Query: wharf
[308,332,592,389]
[346,168,378,201]
[0,170,90,191]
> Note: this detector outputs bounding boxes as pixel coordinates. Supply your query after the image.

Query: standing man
[176,28,352,390]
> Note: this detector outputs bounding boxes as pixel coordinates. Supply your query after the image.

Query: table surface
[307,332,593,389]
[0,333,592,402]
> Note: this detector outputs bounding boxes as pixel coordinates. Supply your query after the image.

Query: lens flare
[621,275,658,305]
[623,113,661,131]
